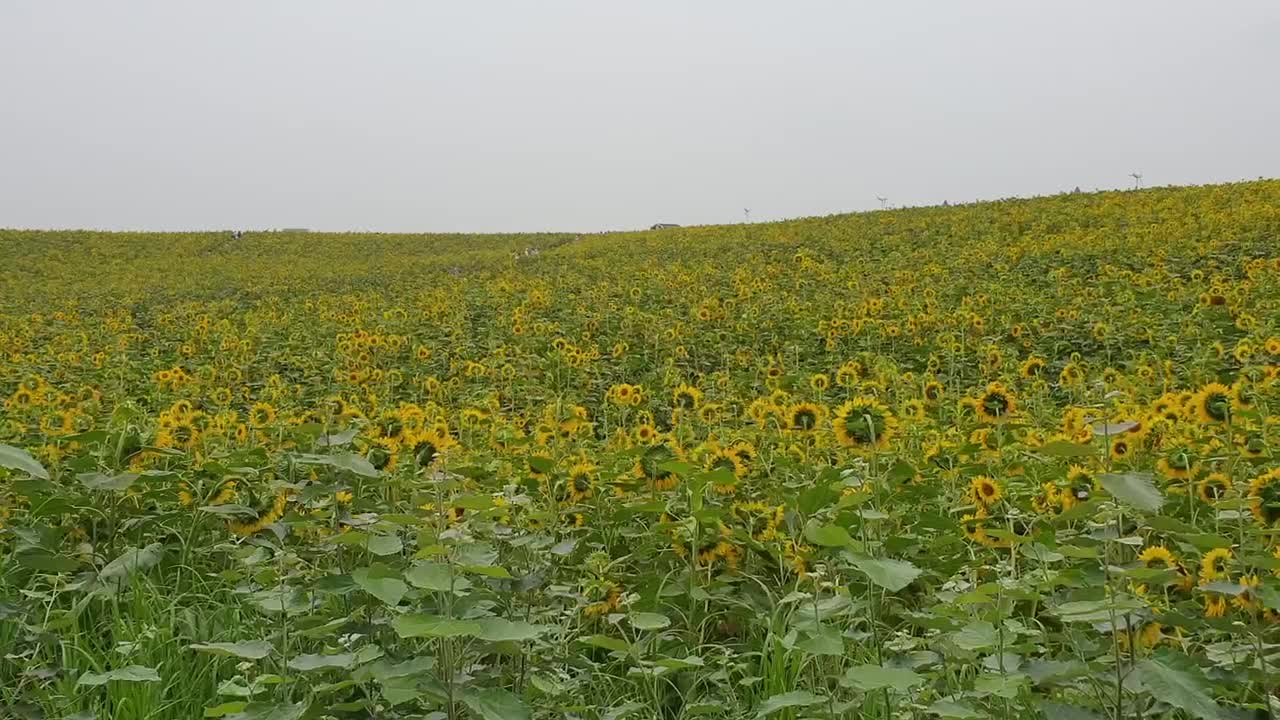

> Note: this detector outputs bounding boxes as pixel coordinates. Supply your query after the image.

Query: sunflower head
[787,403,825,432]
[833,397,899,450]
[975,382,1017,423]
[1192,382,1232,424]
[1247,469,1280,526]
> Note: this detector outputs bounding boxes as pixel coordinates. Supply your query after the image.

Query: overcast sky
[2,2,1277,233]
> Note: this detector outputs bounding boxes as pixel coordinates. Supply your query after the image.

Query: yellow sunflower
[832,397,899,450]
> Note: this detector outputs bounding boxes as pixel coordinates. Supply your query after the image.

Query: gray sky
[2,2,1277,233]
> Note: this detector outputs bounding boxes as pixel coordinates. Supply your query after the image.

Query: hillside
[2,180,1280,719]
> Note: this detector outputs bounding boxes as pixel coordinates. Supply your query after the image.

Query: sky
[2,2,1277,233]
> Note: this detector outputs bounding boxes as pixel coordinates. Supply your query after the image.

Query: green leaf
[190,641,273,660]
[1038,702,1106,720]
[1131,655,1225,720]
[225,702,310,720]
[796,627,844,656]
[77,471,139,492]
[474,618,550,642]
[462,564,512,578]
[98,543,164,587]
[1098,472,1163,512]
[928,699,983,718]
[404,562,453,591]
[839,664,925,692]
[754,690,826,718]
[628,612,671,631]
[77,665,161,686]
[197,504,259,517]
[460,687,530,720]
[0,443,50,479]
[287,653,354,671]
[329,452,381,477]
[204,701,248,718]
[1052,596,1146,624]
[1037,440,1095,458]
[16,549,80,573]
[316,428,358,447]
[352,565,408,607]
[804,521,853,547]
[526,455,555,473]
[391,614,481,639]
[579,635,629,652]
[365,534,403,556]
[850,554,922,592]
[951,621,997,651]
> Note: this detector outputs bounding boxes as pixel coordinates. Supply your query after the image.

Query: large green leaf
[225,702,310,720]
[77,665,160,686]
[97,543,164,589]
[404,562,453,591]
[190,641,273,660]
[288,653,354,671]
[392,614,481,638]
[461,687,530,720]
[475,617,551,642]
[850,554,922,592]
[77,471,139,492]
[951,621,997,651]
[365,534,403,556]
[839,664,925,692]
[796,627,844,656]
[0,443,49,479]
[628,612,671,631]
[329,452,381,478]
[1038,702,1105,720]
[804,521,853,547]
[754,690,826,718]
[1098,472,1163,512]
[1131,655,1225,720]
[352,565,407,606]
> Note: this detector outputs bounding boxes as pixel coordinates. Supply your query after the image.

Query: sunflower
[901,398,926,422]
[701,449,744,494]
[1155,445,1197,481]
[249,402,277,427]
[1019,356,1046,379]
[367,437,400,473]
[410,428,458,467]
[1191,382,1232,424]
[633,423,659,444]
[672,383,703,410]
[1233,574,1262,612]
[636,441,684,491]
[960,509,990,545]
[1246,468,1280,526]
[1197,472,1231,503]
[1109,437,1132,462]
[1031,482,1064,516]
[697,403,723,424]
[1138,545,1177,570]
[809,374,830,392]
[565,461,597,504]
[1199,547,1232,585]
[1203,594,1228,618]
[1238,430,1267,458]
[969,476,1003,507]
[923,379,944,403]
[1063,465,1097,508]
[832,397,899,450]
[974,382,1017,423]
[786,402,825,432]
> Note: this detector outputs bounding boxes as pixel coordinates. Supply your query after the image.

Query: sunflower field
[3,180,1280,720]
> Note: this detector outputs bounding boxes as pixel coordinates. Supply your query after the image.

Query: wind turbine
[743,208,751,223]
[876,195,888,210]
[1129,172,1143,190]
